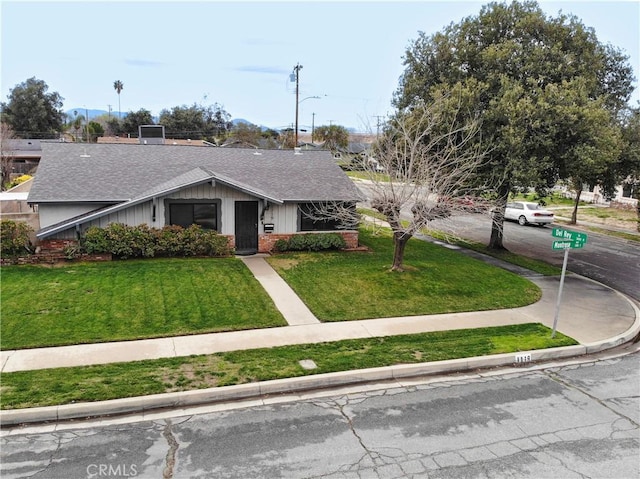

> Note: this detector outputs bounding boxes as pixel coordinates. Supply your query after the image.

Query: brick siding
[258,230,359,253]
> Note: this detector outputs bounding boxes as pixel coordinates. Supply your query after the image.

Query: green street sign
[551,228,587,249]
[552,240,574,250]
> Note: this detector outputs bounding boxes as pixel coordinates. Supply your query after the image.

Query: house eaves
[211,172,284,205]
[36,167,285,239]
[37,168,216,238]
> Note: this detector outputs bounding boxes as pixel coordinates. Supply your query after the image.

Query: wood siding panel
[262,203,299,233]
[38,203,111,228]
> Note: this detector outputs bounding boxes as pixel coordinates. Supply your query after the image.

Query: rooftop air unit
[138,125,165,145]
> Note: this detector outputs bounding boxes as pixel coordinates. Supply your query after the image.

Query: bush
[8,174,32,189]
[0,220,33,256]
[274,233,346,252]
[79,223,232,259]
[81,226,110,254]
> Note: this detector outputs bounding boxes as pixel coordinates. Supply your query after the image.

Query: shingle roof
[28,143,362,204]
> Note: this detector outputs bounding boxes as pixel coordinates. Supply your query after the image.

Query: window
[299,202,353,231]
[166,200,220,231]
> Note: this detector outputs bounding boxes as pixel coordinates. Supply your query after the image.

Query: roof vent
[253,151,262,155]
[294,147,303,155]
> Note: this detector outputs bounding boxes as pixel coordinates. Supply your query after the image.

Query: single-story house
[2,139,42,176]
[27,143,362,254]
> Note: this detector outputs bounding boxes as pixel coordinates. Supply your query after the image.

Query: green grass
[0,323,577,409]
[553,206,638,223]
[575,225,640,242]
[429,233,564,276]
[357,207,567,275]
[0,258,287,350]
[511,192,585,207]
[346,171,391,182]
[267,228,541,321]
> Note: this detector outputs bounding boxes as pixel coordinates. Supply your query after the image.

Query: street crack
[162,419,179,479]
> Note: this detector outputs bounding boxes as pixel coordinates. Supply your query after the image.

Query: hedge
[81,224,232,259]
[0,220,33,257]
[273,233,346,252]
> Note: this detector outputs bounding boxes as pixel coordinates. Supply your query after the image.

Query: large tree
[313,124,349,151]
[547,82,624,223]
[1,77,65,138]
[394,0,635,249]
[121,108,154,135]
[228,122,263,147]
[617,107,640,231]
[159,103,232,142]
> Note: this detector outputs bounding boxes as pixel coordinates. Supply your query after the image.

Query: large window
[299,202,350,231]
[166,200,220,231]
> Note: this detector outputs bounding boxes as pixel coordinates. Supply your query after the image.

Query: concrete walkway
[240,256,319,326]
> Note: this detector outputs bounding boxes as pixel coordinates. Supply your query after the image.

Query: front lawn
[267,228,541,321]
[0,323,577,409]
[0,258,287,350]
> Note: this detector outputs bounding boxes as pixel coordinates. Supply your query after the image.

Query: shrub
[8,174,32,189]
[0,220,33,256]
[81,226,109,254]
[274,233,346,252]
[79,223,232,259]
[153,225,185,256]
[273,239,289,253]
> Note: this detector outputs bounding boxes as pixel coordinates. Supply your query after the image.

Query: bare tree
[361,98,487,271]
[1,122,16,190]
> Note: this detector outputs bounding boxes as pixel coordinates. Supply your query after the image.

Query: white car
[504,201,554,226]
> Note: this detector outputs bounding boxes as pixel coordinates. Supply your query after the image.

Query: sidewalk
[1,237,638,426]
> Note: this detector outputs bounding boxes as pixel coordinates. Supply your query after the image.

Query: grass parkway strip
[0,324,577,410]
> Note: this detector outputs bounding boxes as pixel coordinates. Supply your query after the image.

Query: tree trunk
[570,188,582,224]
[488,185,509,250]
[391,233,411,271]
[635,186,640,233]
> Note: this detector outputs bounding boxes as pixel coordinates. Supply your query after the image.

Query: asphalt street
[436,214,640,301]
[2,350,638,479]
[355,181,640,301]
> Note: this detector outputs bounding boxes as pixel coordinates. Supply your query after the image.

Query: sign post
[550,228,588,338]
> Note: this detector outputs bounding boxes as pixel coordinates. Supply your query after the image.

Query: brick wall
[258,230,359,253]
[39,239,78,252]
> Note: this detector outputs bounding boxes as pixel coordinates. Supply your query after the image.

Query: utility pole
[373,115,384,140]
[292,63,303,148]
[311,112,316,143]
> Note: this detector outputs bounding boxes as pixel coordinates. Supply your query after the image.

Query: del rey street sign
[549,227,588,338]
[551,228,588,250]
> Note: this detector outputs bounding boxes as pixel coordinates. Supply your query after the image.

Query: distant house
[27,143,361,254]
[2,139,42,176]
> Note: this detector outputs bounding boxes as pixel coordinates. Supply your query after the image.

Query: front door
[234,201,258,255]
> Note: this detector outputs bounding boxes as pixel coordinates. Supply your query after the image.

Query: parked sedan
[504,201,554,226]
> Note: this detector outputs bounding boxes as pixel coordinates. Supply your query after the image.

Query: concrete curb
[3,294,638,428]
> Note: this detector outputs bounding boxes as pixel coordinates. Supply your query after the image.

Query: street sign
[550,228,588,338]
[552,240,573,250]
[551,228,587,249]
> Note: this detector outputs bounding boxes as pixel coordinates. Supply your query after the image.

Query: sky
[1,0,639,133]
